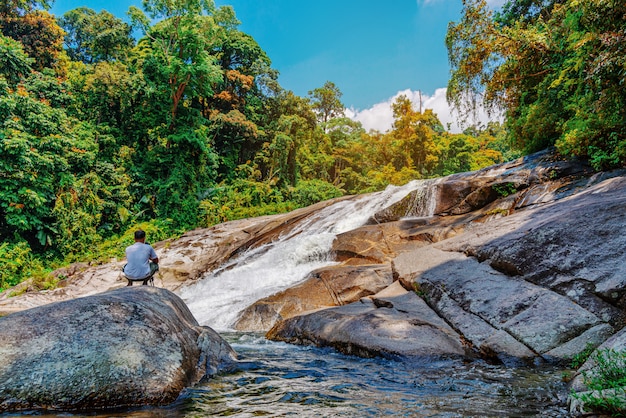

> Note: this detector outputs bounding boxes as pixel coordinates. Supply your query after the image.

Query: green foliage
[0,0,521,294]
[573,349,626,416]
[199,179,291,226]
[287,179,342,207]
[0,241,47,292]
[1,10,65,70]
[0,34,33,87]
[0,0,51,17]
[308,80,345,127]
[492,182,517,197]
[60,7,134,64]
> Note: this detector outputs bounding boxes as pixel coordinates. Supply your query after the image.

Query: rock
[395,245,606,363]
[0,198,355,316]
[439,174,626,329]
[2,149,626,375]
[0,287,237,413]
[267,287,467,360]
[372,149,593,222]
[234,264,394,331]
[544,324,614,364]
[570,328,626,393]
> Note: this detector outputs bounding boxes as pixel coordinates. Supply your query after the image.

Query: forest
[0,0,623,291]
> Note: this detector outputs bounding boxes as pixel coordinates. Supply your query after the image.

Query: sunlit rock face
[265,152,626,365]
[0,287,237,413]
[267,282,468,360]
[234,264,394,331]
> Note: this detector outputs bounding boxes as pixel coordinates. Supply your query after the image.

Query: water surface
[172,333,570,417]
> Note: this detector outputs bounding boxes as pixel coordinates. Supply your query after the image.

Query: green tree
[129,0,227,130]
[125,0,247,227]
[60,7,135,64]
[207,29,274,178]
[390,94,440,175]
[0,0,50,17]
[308,81,345,129]
[1,10,65,70]
[446,0,626,169]
[0,34,33,87]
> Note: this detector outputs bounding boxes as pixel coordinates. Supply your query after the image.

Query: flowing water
[3,180,572,417]
[174,179,569,417]
[168,333,569,417]
[178,179,438,330]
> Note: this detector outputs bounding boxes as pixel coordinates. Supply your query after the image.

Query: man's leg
[141,262,159,285]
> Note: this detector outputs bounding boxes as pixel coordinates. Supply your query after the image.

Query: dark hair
[134,230,146,240]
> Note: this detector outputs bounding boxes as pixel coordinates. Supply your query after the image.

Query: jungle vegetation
[1,0,623,290]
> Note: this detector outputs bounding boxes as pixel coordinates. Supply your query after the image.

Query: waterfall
[178,178,440,331]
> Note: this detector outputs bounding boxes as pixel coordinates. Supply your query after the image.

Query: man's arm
[148,246,158,264]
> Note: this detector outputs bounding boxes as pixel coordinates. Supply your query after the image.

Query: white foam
[178,178,441,330]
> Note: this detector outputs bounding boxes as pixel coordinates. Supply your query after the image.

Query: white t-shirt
[124,242,157,279]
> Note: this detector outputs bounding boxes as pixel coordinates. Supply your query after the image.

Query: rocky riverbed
[2,149,625,415]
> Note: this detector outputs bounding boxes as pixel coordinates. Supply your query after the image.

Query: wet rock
[267,287,466,360]
[373,149,593,222]
[3,149,625,376]
[234,264,394,331]
[0,198,356,315]
[0,287,237,413]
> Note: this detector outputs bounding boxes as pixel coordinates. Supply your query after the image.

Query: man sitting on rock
[123,229,159,286]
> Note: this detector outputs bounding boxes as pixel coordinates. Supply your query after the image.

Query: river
[176,179,570,417]
[4,179,572,417]
[12,331,569,417]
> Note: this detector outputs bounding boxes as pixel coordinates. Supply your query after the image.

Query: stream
[168,333,570,417]
[176,179,571,417]
[5,332,569,417]
[3,179,573,417]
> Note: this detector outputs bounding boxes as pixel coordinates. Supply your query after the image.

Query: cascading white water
[178,178,440,330]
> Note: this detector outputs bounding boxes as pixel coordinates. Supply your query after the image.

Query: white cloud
[345,88,501,134]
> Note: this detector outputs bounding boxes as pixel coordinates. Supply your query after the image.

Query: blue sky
[49,0,504,132]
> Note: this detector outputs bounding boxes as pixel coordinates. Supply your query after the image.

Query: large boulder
[0,287,237,413]
[439,173,626,328]
[267,281,467,360]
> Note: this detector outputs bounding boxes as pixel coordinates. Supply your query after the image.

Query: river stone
[372,149,592,223]
[0,287,237,413]
[234,264,394,331]
[393,245,606,363]
[267,288,466,360]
